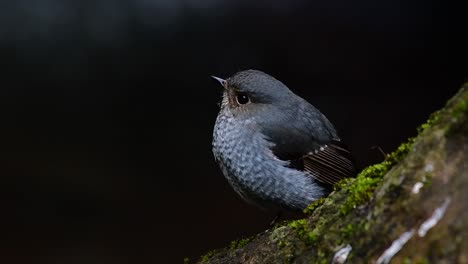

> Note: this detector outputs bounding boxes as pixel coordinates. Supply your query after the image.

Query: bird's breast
[212,113,262,203]
[212,112,324,210]
[212,114,258,179]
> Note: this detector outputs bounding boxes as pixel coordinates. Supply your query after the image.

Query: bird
[211,70,356,214]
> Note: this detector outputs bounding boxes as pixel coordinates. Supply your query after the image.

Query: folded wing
[300,140,357,186]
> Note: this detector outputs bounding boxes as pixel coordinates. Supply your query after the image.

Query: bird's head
[212,70,295,118]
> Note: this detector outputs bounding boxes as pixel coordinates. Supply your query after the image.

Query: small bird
[212,70,356,213]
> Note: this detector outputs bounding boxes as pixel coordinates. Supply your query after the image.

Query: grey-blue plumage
[212,70,356,211]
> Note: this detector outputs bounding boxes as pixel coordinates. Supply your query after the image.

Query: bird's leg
[371,145,387,160]
[269,211,283,227]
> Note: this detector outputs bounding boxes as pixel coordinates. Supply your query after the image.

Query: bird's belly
[212,114,326,211]
[212,116,269,207]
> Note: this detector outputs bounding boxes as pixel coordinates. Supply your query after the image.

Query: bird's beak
[211,76,227,89]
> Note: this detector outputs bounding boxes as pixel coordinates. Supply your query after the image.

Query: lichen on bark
[198,84,467,264]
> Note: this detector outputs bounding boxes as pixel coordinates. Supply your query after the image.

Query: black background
[0,1,467,263]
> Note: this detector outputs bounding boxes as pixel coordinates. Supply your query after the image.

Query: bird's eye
[236,93,250,105]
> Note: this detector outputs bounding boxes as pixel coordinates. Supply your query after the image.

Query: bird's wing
[261,100,357,186]
[300,140,357,186]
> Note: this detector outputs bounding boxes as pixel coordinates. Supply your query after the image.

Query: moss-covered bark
[198,84,467,264]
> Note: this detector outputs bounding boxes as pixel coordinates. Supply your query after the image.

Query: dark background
[0,0,467,263]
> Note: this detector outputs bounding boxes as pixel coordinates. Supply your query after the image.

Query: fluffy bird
[212,70,356,213]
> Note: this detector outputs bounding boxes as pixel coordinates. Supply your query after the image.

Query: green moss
[403,257,429,264]
[417,112,440,134]
[385,140,414,165]
[449,84,468,118]
[403,258,412,264]
[199,236,253,262]
[277,240,286,248]
[339,175,380,215]
[288,219,308,237]
[333,178,354,191]
[336,137,414,215]
[416,258,429,264]
[451,97,467,119]
[199,250,217,263]
[307,230,318,243]
[341,223,355,238]
[306,221,326,244]
[229,237,251,250]
[303,198,326,214]
[315,250,328,264]
[286,217,321,244]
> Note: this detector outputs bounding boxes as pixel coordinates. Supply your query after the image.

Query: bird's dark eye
[236,93,250,105]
